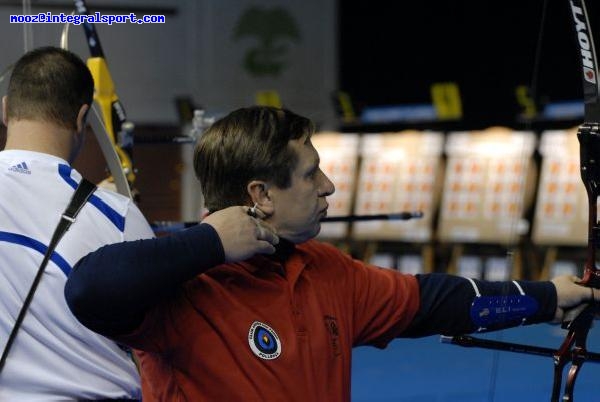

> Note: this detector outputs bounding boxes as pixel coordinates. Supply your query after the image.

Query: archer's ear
[2,96,8,126]
[76,104,90,133]
[247,180,274,215]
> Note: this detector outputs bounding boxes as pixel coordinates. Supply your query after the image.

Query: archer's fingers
[561,303,588,324]
[255,240,277,255]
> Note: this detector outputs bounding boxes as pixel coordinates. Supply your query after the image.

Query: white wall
[0,0,337,128]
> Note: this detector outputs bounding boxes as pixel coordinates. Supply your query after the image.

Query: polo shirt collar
[0,149,69,165]
[240,238,308,283]
[271,238,296,262]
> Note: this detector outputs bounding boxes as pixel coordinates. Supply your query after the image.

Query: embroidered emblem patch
[248,321,281,360]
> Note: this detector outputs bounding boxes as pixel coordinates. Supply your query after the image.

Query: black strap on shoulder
[0,178,97,374]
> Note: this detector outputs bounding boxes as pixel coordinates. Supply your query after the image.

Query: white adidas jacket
[0,149,154,401]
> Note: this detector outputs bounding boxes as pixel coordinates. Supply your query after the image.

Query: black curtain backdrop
[339,0,599,127]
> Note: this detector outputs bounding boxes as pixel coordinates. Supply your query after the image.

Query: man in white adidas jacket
[0,47,278,400]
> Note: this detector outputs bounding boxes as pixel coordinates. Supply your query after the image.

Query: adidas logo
[8,162,31,175]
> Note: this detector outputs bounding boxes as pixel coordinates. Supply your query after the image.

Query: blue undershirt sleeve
[65,223,225,336]
[401,273,557,337]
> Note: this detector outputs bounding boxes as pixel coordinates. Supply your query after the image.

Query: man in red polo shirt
[67,106,595,402]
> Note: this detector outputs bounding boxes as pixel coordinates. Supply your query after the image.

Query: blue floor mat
[352,324,600,401]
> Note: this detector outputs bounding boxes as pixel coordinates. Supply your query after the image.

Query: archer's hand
[202,206,279,262]
[551,275,595,323]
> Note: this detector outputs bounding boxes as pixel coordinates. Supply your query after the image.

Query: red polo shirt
[122,240,420,401]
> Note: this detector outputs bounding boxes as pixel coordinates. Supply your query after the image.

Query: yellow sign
[515,85,537,119]
[430,82,462,120]
[255,90,282,107]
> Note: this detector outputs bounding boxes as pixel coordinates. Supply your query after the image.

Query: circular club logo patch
[248,321,281,360]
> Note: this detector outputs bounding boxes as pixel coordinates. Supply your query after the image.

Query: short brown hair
[6,46,94,130]
[194,106,315,212]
